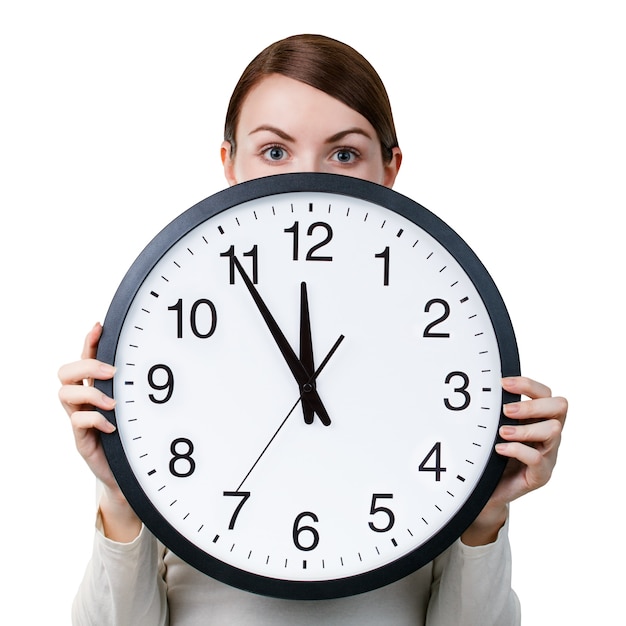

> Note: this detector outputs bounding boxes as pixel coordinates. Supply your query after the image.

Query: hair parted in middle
[224,34,399,164]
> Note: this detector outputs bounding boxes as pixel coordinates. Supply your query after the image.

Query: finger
[503,395,568,423]
[495,440,543,467]
[58,359,115,386]
[499,418,563,448]
[502,376,553,399]
[71,409,117,435]
[495,439,558,492]
[81,322,103,360]
[59,383,116,414]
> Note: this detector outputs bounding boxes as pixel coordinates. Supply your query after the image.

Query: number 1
[375,247,390,285]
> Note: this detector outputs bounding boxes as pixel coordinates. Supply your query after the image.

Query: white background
[1,1,623,623]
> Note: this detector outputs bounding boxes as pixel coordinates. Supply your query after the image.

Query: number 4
[419,442,447,481]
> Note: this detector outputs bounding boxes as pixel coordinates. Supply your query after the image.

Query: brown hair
[224,34,399,163]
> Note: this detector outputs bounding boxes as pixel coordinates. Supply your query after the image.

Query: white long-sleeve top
[72,513,520,625]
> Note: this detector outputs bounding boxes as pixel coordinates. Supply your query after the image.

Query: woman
[59,34,566,625]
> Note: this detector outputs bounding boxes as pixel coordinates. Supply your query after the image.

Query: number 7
[223,491,251,529]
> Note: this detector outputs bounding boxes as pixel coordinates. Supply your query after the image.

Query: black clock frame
[96,172,520,600]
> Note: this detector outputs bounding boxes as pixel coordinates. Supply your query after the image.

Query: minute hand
[232,256,332,426]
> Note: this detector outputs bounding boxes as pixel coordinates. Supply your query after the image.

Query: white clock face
[99,174,518,599]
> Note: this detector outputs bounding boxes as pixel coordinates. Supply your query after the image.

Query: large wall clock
[96,172,520,600]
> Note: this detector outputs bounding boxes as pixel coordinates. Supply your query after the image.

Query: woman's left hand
[462,376,567,545]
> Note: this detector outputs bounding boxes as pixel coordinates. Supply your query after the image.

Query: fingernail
[503,403,519,416]
[501,377,518,391]
[99,364,116,376]
[102,394,116,408]
[500,426,516,437]
[105,420,117,433]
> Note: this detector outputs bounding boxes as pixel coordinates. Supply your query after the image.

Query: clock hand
[297,293,346,420]
[311,333,344,378]
[299,282,316,425]
[236,395,301,491]
[236,333,345,491]
[232,256,332,426]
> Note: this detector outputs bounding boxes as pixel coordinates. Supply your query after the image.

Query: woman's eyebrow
[325,128,373,143]
[248,126,373,144]
[248,125,295,142]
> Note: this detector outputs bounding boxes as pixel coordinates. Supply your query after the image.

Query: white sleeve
[72,514,168,626]
[426,519,521,626]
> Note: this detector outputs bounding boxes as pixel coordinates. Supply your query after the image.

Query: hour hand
[299,282,316,425]
[231,256,331,425]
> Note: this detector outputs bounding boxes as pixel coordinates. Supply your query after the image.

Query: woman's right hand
[58,322,118,487]
[58,323,142,541]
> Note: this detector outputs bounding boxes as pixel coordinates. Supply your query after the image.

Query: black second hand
[236,334,345,491]
[236,397,301,491]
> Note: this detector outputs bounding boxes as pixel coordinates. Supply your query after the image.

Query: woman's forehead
[236,74,377,141]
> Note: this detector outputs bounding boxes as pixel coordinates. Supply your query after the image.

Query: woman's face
[221,74,401,188]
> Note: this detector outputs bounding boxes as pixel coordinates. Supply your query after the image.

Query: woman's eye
[263,146,287,161]
[333,149,357,163]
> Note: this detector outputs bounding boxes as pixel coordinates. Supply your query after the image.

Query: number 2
[423,299,450,338]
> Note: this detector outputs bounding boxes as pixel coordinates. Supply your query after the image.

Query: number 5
[368,493,395,532]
